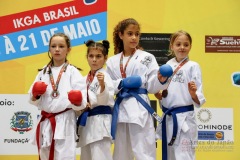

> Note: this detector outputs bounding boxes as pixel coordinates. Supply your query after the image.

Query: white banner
[0,94,39,155]
[195,107,234,153]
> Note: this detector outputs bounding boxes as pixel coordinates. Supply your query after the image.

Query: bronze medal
[51,90,59,99]
[48,62,68,99]
[162,89,168,98]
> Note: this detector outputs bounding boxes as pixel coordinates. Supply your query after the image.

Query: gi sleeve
[28,70,44,108]
[68,67,87,111]
[191,63,206,107]
[145,54,168,94]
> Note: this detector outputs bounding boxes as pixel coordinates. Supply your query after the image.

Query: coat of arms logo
[10,111,33,134]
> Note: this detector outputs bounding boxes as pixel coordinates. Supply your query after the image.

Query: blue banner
[0,12,107,62]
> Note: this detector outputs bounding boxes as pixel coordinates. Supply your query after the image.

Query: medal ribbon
[165,57,189,90]
[48,61,69,96]
[86,70,97,102]
[120,49,136,78]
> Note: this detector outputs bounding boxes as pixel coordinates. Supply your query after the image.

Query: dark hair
[85,39,110,57]
[113,18,143,54]
[168,30,192,57]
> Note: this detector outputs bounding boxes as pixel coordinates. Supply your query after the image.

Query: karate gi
[156,57,206,160]
[78,68,114,160]
[106,49,167,160]
[29,63,87,160]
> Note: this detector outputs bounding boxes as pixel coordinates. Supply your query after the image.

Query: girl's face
[49,36,70,66]
[119,24,140,51]
[87,49,107,72]
[171,34,192,62]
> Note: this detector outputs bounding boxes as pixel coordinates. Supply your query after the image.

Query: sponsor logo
[197,108,212,123]
[205,36,240,53]
[10,111,33,134]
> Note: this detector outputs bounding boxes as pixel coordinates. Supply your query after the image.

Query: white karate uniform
[78,68,114,160]
[156,57,206,160]
[28,63,87,160]
[106,49,167,160]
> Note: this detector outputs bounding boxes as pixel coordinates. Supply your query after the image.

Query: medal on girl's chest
[48,62,68,99]
[162,89,168,98]
[51,90,60,99]
[161,58,189,99]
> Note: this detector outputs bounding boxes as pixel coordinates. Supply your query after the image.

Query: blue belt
[111,88,161,140]
[77,105,112,126]
[161,104,194,160]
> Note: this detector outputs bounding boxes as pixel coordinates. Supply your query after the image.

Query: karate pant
[167,129,196,160]
[113,118,156,160]
[80,137,113,160]
[39,135,76,160]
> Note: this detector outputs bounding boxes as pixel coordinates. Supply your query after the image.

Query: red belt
[36,108,71,160]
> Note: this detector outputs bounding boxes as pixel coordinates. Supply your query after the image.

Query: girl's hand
[83,103,91,111]
[157,72,168,83]
[96,72,105,93]
[188,81,197,96]
[86,102,91,110]
[188,81,200,105]
[154,91,162,100]
[75,103,91,116]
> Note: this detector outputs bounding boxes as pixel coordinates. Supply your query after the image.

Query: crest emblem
[10,111,33,134]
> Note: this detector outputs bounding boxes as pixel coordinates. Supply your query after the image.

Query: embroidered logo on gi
[172,70,184,83]
[89,82,99,93]
[10,111,33,134]
[140,56,152,67]
[197,108,212,123]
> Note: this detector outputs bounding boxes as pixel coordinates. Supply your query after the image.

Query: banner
[0,0,107,62]
[0,94,39,155]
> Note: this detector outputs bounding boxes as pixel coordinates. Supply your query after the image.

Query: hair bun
[102,40,110,50]
[85,39,95,47]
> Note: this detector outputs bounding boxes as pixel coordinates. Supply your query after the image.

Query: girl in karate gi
[77,40,114,160]
[29,33,87,160]
[106,18,168,160]
[155,30,206,160]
